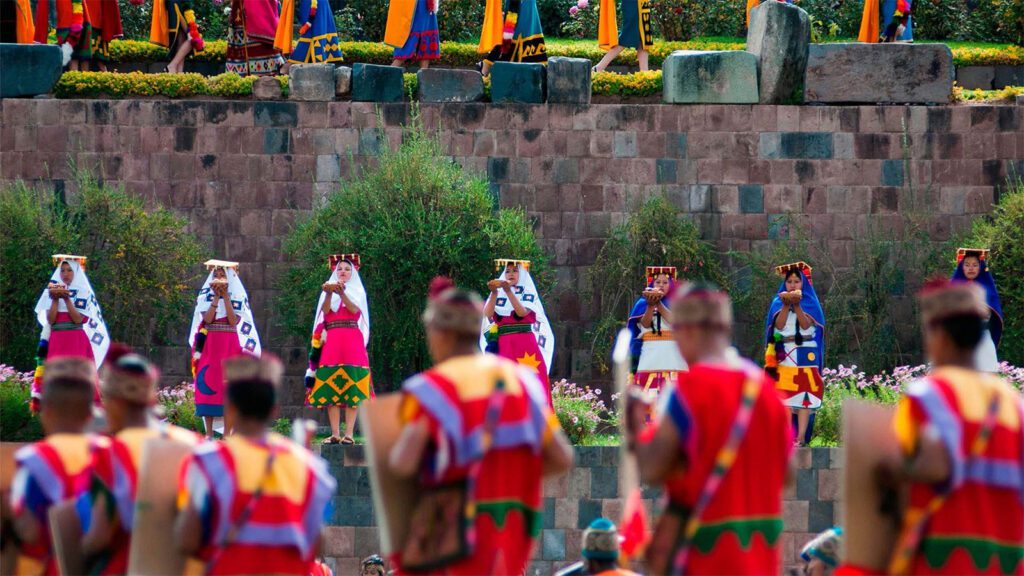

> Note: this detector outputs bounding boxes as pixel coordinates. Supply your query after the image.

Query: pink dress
[48,312,95,361]
[309,308,374,408]
[492,311,550,403]
[47,311,101,405]
[193,317,243,417]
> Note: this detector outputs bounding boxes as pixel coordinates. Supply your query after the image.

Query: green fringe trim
[921,536,1024,575]
[692,517,784,553]
[476,500,543,538]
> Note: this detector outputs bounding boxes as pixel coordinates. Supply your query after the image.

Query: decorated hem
[691,516,784,553]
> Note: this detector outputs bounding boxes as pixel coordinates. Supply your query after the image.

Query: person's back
[178,432,334,574]
[894,366,1023,575]
[400,353,553,575]
[11,357,98,575]
[664,362,792,574]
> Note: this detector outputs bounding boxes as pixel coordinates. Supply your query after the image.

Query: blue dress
[392,0,440,60]
[289,0,344,63]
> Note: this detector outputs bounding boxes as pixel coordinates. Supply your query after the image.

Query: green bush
[592,70,662,96]
[0,366,43,442]
[156,381,204,433]
[584,196,724,374]
[651,0,701,40]
[278,110,548,388]
[54,71,288,99]
[0,172,204,370]
[118,0,229,43]
[960,177,1024,366]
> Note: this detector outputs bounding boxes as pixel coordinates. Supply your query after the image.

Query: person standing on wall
[950,248,1003,373]
[476,0,547,75]
[305,254,374,446]
[34,0,95,69]
[274,0,345,65]
[591,0,652,73]
[764,261,826,447]
[225,0,284,75]
[149,0,205,74]
[384,0,440,68]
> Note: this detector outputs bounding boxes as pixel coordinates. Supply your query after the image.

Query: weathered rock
[490,62,546,104]
[0,44,63,98]
[253,76,283,99]
[956,66,994,90]
[746,0,810,104]
[662,50,759,104]
[546,57,591,105]
[289,63,336,101]
[804,43,954,104]
[1017,94,1024,106]
[352,63,404,102]
[417,68,484,102]
[335,66,353,96]
[994,65,1024,89]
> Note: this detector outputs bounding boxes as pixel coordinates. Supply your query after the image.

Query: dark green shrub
[961,177,1024,365]
[119,0,228,41]
[0,366,43,442]
[278,111,548,389]
[0,171,204,370]
[584,196,724,374]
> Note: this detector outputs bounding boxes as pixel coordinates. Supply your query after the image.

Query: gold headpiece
[775,261,812,279]
[100,353,159,405]
[43,356,98,387]
[52,254,87,269]
[495,259,530,271]
[671,282,733,329]
[422,277,484,336]
[918,279,988,326]
[204,259,239,271]
[645,266,677,282]
[224,355,284,388]
[329,253,361,270]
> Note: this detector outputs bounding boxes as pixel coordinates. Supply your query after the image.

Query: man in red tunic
[881,279,1023,575]
[626,282,793,575]
[389,277,574,575]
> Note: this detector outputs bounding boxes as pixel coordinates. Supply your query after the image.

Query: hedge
[101,38,1024,68]
[53,71,288,98]
[954,85,1024,102]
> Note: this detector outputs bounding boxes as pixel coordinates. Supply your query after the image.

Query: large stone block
[746,0,810,104]
[956,66,994,90]
[289,64,336,101]
[0,44,63,98]
[490,62,546,104]
[662,51,759,104]
[804,43,954,104]
[253,76,284,100]
[352,63,404,102]
[547,57,591,105]
[994,65,1024,89]
[417,68,484,103]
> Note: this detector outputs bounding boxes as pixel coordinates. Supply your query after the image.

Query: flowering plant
[157,381,204,433]
[0,364,42,441]
[560,0,601,39]
[551,379,617,444]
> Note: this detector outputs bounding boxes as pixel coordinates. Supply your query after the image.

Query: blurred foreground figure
[879,279,1022,575]
[627,282,792,575]
[386,277,573,575]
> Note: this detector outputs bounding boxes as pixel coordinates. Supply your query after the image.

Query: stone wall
[317,444,842,574]
[1,99,1020,406]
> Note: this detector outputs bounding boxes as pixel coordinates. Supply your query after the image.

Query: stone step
[746,0,811,104]
[417,68,484,103]
[352,63,404,103]
[547,57,592,105]
[490,62,546,104]
[0,44,63,98]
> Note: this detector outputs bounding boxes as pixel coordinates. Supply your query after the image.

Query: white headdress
[311,254,370,344]
[34,255,110,366]
[480,259,554,373]
[187,260,261,357]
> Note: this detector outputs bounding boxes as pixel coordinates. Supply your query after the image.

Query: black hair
[934,314,984,350]
[42,376,94,421]
[784,269,802,282]
[226,379,276,421]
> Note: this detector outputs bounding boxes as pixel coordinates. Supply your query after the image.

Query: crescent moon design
[195,366,217,396]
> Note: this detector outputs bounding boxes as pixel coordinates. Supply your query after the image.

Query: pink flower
[577,0,589,8]
[569,5,579,14]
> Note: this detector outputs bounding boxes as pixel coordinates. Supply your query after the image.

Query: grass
[577,433,622,446]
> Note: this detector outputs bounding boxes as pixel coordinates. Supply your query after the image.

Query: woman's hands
[487,279,513,292]
[642,288,664,304]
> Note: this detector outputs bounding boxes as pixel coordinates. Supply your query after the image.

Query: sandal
[341,436,355,445]
[323,436,341,445]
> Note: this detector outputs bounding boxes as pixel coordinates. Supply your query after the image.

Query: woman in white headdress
[187,260,261,438]
[305,254,373,445]
[482,258,555,404]
[31,254,110,411]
